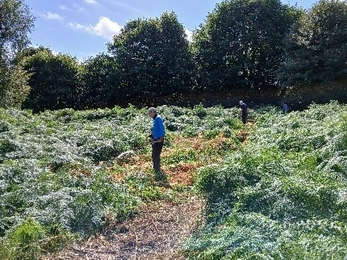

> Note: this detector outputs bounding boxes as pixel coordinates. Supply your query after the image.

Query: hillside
[0,102,347,259]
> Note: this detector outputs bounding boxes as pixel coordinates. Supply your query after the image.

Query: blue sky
[26,0,317,61]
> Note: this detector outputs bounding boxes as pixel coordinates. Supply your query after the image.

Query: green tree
[279,0,347,86]
[0,0,34,108]
[20,48,81,112]
[0,0,34,60]
[80,53,119,109]
[0,61,30,108]
[192,0,295,91]
[108,12,194,105]
[13,46,50,65]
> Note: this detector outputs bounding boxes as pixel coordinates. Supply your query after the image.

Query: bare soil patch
[43,197,204,260]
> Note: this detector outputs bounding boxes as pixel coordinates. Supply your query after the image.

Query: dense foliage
[1,0,346,110]
[0,0,34,60]
[192,0,295,91]
[19,48,81,112]
[0,64,30,108]
[108,12,194,105]
[0,107,147,258]
[0,104,244,259]
[0,0,34,108]
[279,0,347,86]
[1,102,347,258]
[186,102,347,259]
[79,53,119,109]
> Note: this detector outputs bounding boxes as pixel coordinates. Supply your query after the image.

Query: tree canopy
[20,48,81,112]
[279,0,347,86]
[2,0,347,110]
[108,12,194,105]
[0,0,34,108]
[80,53,119,109]
[0,0,34,61]
[192,0,296,91]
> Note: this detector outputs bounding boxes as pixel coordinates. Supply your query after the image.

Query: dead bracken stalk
[43,197,204,260]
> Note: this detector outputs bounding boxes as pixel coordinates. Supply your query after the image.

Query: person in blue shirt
[148,107,165,174]
[239,100,248,124]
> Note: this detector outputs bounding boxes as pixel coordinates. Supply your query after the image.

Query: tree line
[1,0,347,112]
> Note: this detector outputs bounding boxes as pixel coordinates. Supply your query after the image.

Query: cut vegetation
[1,102,347,259]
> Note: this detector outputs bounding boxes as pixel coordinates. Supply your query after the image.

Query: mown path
[43,196,203,260]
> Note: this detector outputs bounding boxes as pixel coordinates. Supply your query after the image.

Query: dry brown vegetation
[42,197,203,260]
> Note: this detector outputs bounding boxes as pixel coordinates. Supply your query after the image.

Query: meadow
[0,102,347,259]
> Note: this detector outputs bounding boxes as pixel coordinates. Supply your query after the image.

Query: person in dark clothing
[148,107,165,174]
[282,102,289,114]
[239,100,248,124]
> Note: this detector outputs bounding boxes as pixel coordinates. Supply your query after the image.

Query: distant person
[148,107,165,175]
[239,100,248,124]
[282,102,289,114]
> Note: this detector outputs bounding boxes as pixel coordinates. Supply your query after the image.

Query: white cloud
[51,50,60,56]
[73,3,87,13]
[42,12,63,21]
[185,28,193,42]
[84,0,99,4]
[59,5,68,11]
[92,17,122,38]
[69,17,122,39]
[69,22,83,30]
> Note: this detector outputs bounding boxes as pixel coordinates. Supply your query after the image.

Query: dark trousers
[152,142,163,172]
[242,114,248,124]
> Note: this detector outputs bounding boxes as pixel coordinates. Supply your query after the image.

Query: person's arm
[158,117,165,138]
[153,117,161,139]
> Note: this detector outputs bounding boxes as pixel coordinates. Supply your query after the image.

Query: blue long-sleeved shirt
[152,115,165,140]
